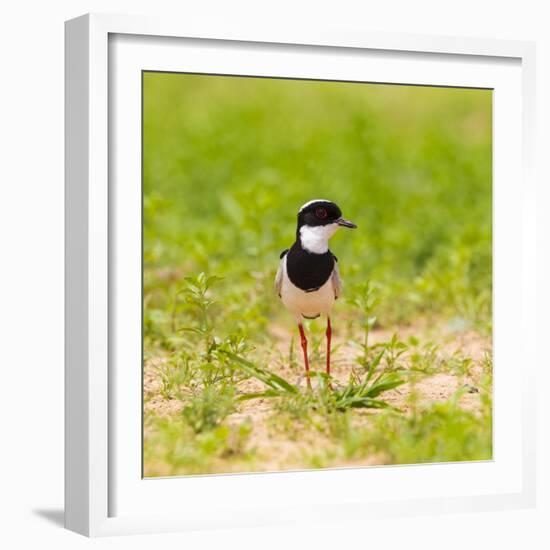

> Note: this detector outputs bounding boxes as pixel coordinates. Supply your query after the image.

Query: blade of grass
[220,350,299,395]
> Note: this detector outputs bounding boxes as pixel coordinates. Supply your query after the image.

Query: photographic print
[142,73,492,477]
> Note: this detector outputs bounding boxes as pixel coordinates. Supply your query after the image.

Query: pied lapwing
[275,199,357,389]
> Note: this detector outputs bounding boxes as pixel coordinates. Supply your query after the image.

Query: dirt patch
[143,320,491,474]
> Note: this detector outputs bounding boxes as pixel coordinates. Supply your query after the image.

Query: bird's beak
[337,218,357,229]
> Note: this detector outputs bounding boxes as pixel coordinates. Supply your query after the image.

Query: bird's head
[296,199,357,253]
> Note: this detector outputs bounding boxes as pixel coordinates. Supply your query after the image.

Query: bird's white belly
[281,268,335,319]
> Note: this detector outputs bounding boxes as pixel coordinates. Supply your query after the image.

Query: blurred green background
[143,73,492,348]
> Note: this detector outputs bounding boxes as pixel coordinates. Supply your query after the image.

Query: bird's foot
[295,374,315,391]
[295,374,339,392]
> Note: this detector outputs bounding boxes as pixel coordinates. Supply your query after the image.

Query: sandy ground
[144,321,491,474]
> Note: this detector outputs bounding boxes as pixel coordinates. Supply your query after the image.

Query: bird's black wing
[279,248,289,259]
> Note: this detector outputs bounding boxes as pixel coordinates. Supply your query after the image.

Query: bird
[275,199,357,389]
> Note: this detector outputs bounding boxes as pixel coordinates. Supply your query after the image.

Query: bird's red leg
[298,323,312,390]
[326,316,333,389]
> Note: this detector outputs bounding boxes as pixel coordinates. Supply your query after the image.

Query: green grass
[142,73,493,476]
[223,349,406,410]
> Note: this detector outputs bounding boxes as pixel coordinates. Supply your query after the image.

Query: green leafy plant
[350,281,379,368]
[177,272,224,358]
[330,368,405,410]
[221,350,405,411]
[181,385,236,434]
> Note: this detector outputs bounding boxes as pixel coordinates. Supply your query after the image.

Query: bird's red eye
[315,207,328,219]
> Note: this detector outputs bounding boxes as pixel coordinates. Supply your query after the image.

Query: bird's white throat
[299,223,339,254]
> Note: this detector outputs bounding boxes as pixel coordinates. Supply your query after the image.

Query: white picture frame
[65,13,537,537]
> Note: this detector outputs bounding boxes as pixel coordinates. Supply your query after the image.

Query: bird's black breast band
[285,242,335,292]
